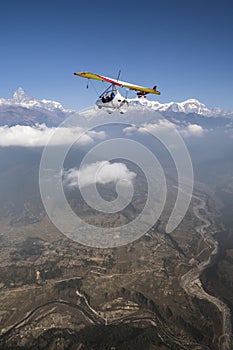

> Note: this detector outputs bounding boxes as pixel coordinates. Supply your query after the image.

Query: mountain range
[0,88,74,127]
[0,87,233,128]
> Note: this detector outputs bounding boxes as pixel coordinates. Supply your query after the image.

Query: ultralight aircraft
[74,71,160,114]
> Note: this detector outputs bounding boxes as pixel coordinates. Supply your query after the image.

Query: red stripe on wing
[98,75,122,87]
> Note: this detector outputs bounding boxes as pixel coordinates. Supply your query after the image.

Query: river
[180,194,232,350]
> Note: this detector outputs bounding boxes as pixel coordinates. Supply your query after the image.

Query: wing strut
[117,70,121,81]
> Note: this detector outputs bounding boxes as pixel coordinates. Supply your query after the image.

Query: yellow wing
[74,72,105,82]
[74,72,160,95]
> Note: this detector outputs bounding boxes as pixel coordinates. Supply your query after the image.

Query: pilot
[102,91,115,103]
[105,94,111,102]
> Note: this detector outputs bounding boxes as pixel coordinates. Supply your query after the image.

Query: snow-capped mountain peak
[173,99,210,115]
[12,87,33,104]
[129,97,232,117]
[0,87,72,113]
[0,88,76,127]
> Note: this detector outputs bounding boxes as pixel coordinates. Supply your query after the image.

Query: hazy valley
[0,90,233,349]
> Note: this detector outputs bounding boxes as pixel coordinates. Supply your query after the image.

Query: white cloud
[123,120,177,136]
[0,124,106,147]
[139,120,177,133]
[64,161,136,189]
[123,120,206,138]
[123,124,138,136]
[180,124,205,138]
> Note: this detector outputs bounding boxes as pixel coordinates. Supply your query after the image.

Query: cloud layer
[0,114,207,148]
[0,124,106,147]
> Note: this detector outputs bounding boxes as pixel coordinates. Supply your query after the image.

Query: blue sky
[0,0,233,111]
